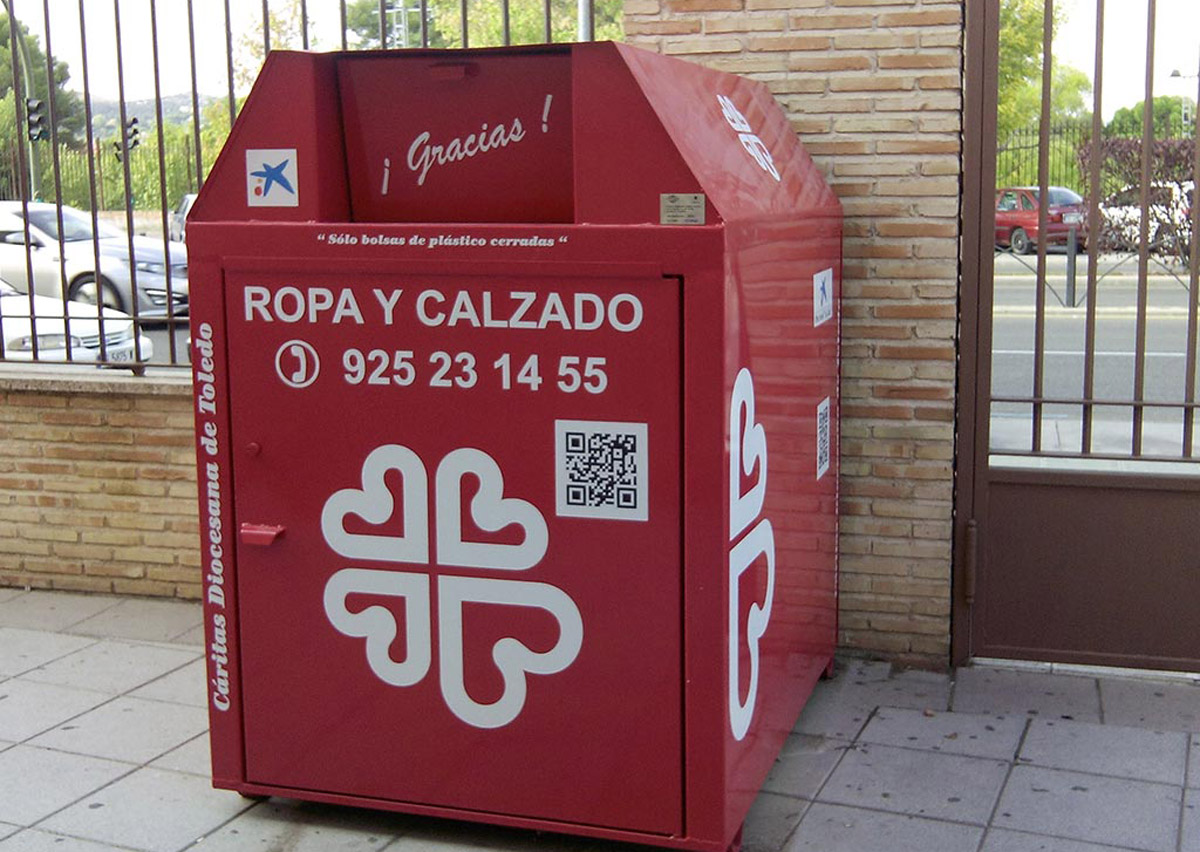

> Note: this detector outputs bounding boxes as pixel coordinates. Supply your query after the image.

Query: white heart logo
[438,575,583,729]
[728,518,775,742]
[436,448,549,570]
[323,567,432,687]
[321,445,429,564]
[729,368,768,540]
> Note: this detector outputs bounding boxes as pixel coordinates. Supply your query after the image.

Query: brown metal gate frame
[956,0,1200,670]
[954,0,997,666]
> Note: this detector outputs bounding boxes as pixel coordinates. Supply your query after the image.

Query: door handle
[239,523,286,546]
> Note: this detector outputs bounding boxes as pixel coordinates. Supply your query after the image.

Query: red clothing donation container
[188,41,840,852]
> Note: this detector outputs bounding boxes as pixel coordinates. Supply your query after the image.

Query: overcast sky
[1055,0,1200,121]
[12,0,1200,118]
[17,0,348,105]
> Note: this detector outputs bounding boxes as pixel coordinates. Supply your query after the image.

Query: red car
[995,186,1088,254]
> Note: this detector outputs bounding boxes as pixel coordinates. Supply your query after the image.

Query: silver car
[0,202,188,317]
[170,193,197,243]
[0,276,153,365]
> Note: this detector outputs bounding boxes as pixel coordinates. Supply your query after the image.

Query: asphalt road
[143,318,191,367]
[990,249,1199,456]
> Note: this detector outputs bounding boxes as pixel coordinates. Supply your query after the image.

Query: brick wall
[0,370,201,599]
[626,0,962,667]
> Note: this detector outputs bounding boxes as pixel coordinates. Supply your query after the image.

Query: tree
[1106,96,1196,139]
[0,13,86,147]
[233,1,308,91]
[997,0,1051,143]
[996,0,1092,145]
[345,0,622,50]
[1007,65,1092,128]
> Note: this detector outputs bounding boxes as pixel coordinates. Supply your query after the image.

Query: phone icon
[275,339,320,388]
[289,344,308,383]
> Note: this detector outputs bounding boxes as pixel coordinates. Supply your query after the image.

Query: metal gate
[958,0,1200,670]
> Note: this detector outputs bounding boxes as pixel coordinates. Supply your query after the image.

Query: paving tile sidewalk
[0,589,1196,852]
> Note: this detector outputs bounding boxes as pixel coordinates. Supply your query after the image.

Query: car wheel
[1010,228,1032,255]
[69,275,125,313]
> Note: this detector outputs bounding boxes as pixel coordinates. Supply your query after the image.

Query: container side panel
[571,43,709,226]
[187,248,245,787]
[616,44,840,225]
[678,264,734,848]
[722,215,841,831]
[188,52,349,225]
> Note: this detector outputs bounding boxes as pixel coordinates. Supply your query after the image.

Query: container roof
[191,41,839,228]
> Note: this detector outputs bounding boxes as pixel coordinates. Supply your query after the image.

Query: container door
[224,261,683,835]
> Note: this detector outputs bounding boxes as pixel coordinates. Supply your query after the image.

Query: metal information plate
[659,193,706,225]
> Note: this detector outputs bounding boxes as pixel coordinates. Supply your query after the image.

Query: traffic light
[25,98,48,142]
[112,116,140,162]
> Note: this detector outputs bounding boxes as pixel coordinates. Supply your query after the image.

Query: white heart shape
[324,567,432,687]
[435,448,548,570]
[321,444,429,563]
[728,518,775,742]
[729,368,768,540]
[438,576,583,729]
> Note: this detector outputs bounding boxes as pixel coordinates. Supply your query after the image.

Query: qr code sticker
[555,420,649,521]
[816,397,831,480]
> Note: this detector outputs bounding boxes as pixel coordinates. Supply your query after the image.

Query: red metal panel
[188,51,350,226]
[721,219,840,832]
[190,254,245,789]
[188,39,841,852]
[616,43,840,225]
[223,259,682,833]
[337,50,574,223]
[570,43,709,226]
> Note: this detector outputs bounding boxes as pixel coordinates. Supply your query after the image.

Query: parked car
[995,186,1088,254]
[169,193,196,243]
[1,276,152,364]
[0,201,188,317]
[1099,181,1193,255]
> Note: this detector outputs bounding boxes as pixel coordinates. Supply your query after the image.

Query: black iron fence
[0,136,202,211]
[0,0,608,370]
[996,121,1090,193]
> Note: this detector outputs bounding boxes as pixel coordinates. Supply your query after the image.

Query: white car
[1100,181,1194,254]
[0,277,152,365]
[0,202,188,317]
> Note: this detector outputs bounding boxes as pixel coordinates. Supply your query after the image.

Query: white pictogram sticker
[813,267,834,328]
[321,444,582,729]
[728,368,776,741]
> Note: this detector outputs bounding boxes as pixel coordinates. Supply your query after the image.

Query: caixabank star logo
[320,444,583,730]
[245,148,299,207]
